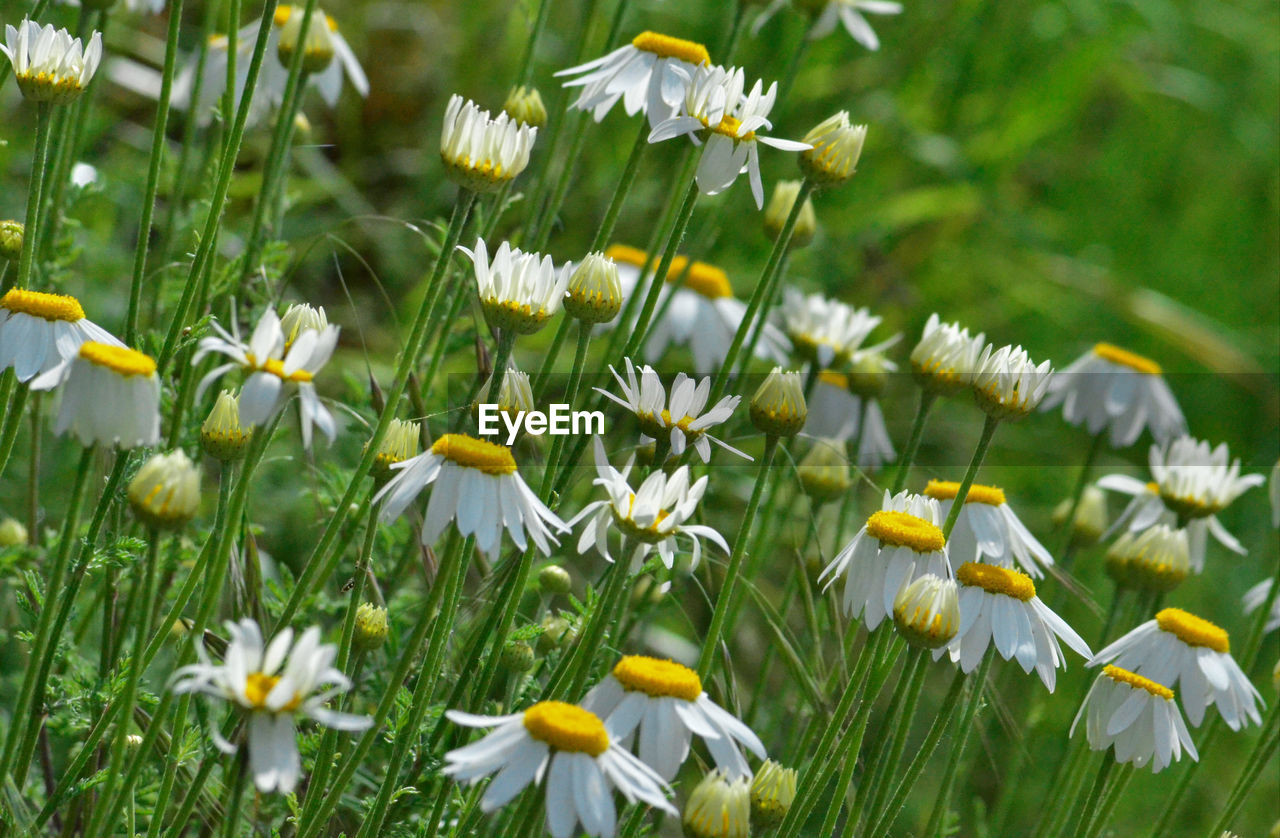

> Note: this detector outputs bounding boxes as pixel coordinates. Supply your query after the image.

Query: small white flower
[596,358,748,463]
[0,288,121,383]
[1243,579,1280,635]
[1,20,102,103]
[443,701,676,838]
[1071,664,1197,773]
[923,479,1054,579]
[778,288,882,367]
[649,65,810,208]
[170,618,371,794]
[555,30,712,127]
[1089,608,1263,730]
[970,343,1053,419]
[128,450,201,530]
[909,313,986,396]
[568,437,730,572]
[584,655,767,781]
[32,342,160,449]
[820,490,951,630]
[1039,342,1185,447]
[375,433,567,556]
[460,238,571,334]
[440,96,537,192]
[938,562,1092,692]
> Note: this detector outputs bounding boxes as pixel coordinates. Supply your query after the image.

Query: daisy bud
[0,221,22,262]
[1104,538,1134,589]
[503,85,548,128]
[630,575,667,607]
[892,574,960,649]
[354,603,389,651]
[1,21,103,104]
[500,640,535,673]
[170,618,193,640]
[750,367,807,437]
[750,759,797,828]
[971,344,1053,420]
[682,769,751,838]
[563,252,623,324]
[797,438,852,503]
[475,367,535,430]
[0,517,27,547]
[536,614,574,653]
[127,451,201,531]
[1052,485,1108,545]
[201,391,252,461]
[764,180,817,248]
[276,5,336,74]
[799,112,867,186]
[910,314,986,397]
[124,733,143,749]
[370,418,420,484]
[538,564,572,595]
[441,96,537,192]
[279,303,329,349]
[847,351,891,398]
[1111,525,1190,594]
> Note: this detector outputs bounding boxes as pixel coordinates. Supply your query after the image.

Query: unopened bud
[538,565,572,595]
[1052,485,1108,545]
[763,180,817,248]
[537,614,574,653]
[201,391,252,461]
[564,252,623,324]
[127,451,201,531]
[0,221,23,262]
[276,5,336,74]
[503,85,548,128]
[750,367,807,437]
[750,760,797,828]
[797,438,851,503]
[0,517,28,547]
[500,640,535,673]
[683,769,750,838]
[354,603,389,650]
[800,112,866,186]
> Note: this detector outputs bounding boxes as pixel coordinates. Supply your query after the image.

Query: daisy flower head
[369,417,420,483]
[1039,342,1185,447]
[441,95,537,192]
[909,313,986,397]
[476,362,535,428]
[1071,665,1197,774]
[796,437,853,503]
[442,701,675,838]
[796,0,902,48]
[596,358,747,463]
[32,342,160,449]
[128,450,201,531]
[819,490,951,630]
[1103,524,1190,593]
[503,84,548,128]
[763,180,818,247]
[568,437,730,572]
[923,480,1054,579]
[798,111,867,186]
[970,343,1053,420]
[0,288,121,383]
[893,573,961,650]
[1089,608,1263,730]
[1149,436,1264,524]
[201,390,253,461]
[1243,579,1280,635]
[939,562,1092,690]
[564,251,623,324]
[1052,484,1109,546]
[779,288,881,367]
[683,769,752,838]
[584,655,767,781]
[275,4,337,74]
[269,6,368,105]
[648,65,811,208]
[750,760,798,828]
[461,238,570,334]
[750,367,807,437]
[169,618,372,793]
[1,20,102,103]
[555,30,711,126]
[375,432,567,556]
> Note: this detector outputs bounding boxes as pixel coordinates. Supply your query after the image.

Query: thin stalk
[1081,762,1136,838]
[851,648,930,833]
[922,648,996,838]
[621,178,700,360]
[737,251,790,379]
[941,413,1000,538]
[1206,701,1279,838]
[10,101,53,292]
[220,747,249,838]
[543,560,629,701]
[514,0,554,87]
[589,117,650,252]
[1030,735,1093,838]
[486,329,517,402]
[541,323,592,485]
[1055,431,1104,571]
[0,383,29,481]
[890,390,937,494]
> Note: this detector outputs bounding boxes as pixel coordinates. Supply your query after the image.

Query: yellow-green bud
[0,517,28,547]
[474,367,535,434]
[892,574,960,649]
[201,391,252,461]
[538,565,572,595]
[370,418,421,484]
[750,367,807,437]
[127,451,201,531]
[0,221,23,262]
[503,85,548,128]
[797,438,852,503]
[276,5,336,74]
[800,112,867,186]
[683,769,750,838]
[763,180,817,248]
[537,614,574,653]
[750,760,797,828]
[354,603,389,650]
[1115,525,1189,594]
[280,303,329,349]
[846,352,891,398]
[124,733,144,749]
[500,640,535,673]
[564,252,623,324]
[1052,485,1108,545]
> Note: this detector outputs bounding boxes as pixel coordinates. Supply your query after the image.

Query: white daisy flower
[194,307,340,449]
[1039,342,1185,447]
[803,371,897,469]
[803,0,903,47]
[1,20,102,103]
[0,288,122,383]
[375,432,567,557]
[31,342,160,449]
[970,343,1053,419]
[267,7,367,108]
[442,701,676,838]
[583,655,767,781]
[127,450,201,531]
[605,244,790,373]
[1243,579,1280,635]
[460,238,571,334]
[683,769,752,838]
[1088,608,1264,730]
[1104,523,1191,594]
[170,618,371,794]
[893,573,961,649]
[1071,664,1197,774]
[778,288,882,367]
[649,65,811,208]
[555,30,712,127]
[819,490,951,630]
[923,479,1054,579]
[595,358,748,463]
[938,562,1092,691]
[567,437,730,572]
[909,313,986,396]
[440,95,537,192]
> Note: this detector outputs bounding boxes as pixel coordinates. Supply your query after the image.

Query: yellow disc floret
[1103,665,1174,700]
[244,672,302,711]
[956,561,1036,601]
[631,31,710,66]
[273,5,339,30]
[1155,608,1229,653]
[1094,342,1162,376]
[522,701,609,755]
[431,433,517,475]
[671,260,733,299]
[79,343,156,377]
[1,288,85,322]
[923,480,1006,507]
[865,510,945,554]
[612,655,703,701]
[605,243,649,268]
[818,371,849,390]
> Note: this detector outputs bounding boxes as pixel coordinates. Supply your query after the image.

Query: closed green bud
[537,614,574,653]
[354,603,389,650]
[763,180,817,248]
[201,391,252,461]
[0,517,28,547]
[503,85,548,128]
[797,438,851,503]
[750,760,797,828]
[750,367,807,437]
[0,221,23,262]
[564,252,623,324]
[538,565,572,595]
[500,640,535,672]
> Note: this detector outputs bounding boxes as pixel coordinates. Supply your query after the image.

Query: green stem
[1206,700,1279,838]
[852,648,930,834]
[1081,762,1135,838]
[0,384,30,481]
[10,101,52,292]
[486,329,517,403]
[1055,432,1104,571]
[923,649,996,838]
[941,413,1001,538]
[220,747,249,838]
[514,0,554,87]
[591,117,650,253]
[737,251,790,380]
[622,178,700,360]
[890,390,937,494]
[542,323,592,487]
[1030,734,1093,838]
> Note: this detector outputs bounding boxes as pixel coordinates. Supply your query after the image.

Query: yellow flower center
[605,243,649,268]
[79,342,157,377]
[263,358,314,382]
[244,671,303,711]
[273,5,339,31]
[1155,607,1229,653]
[1,288,85,322]
[911,358,964,387]
[923,480,1006,507]
[612,655,703,701]
[818,371,849,389]
[431,433,517,475]
[670,260,733,299]
[522,701,609,756]
[630,31,710,66]
[956,561,1036,601]
[864,511,945,553]
[705,113,755,142]
[1102,665,1174,700]
[1093,342,1162,376]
